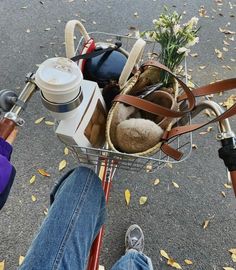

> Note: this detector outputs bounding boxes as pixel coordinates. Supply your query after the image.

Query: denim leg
[19,166,106,270]
[111,250,153,270]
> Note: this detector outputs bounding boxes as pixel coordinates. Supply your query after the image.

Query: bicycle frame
[87,159,116,270]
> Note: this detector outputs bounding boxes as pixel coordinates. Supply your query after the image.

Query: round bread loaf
[116,118,164,153]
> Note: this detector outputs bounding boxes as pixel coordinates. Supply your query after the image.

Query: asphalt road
[0,0,236,269]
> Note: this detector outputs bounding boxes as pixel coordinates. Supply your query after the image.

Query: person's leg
[111,225,153,270]
[19,166,106,270]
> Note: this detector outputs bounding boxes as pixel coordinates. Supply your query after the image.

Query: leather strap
[115,94,182,118]
[114,59,196,118]
[141,60,196,112]
[178,78,236,101]
[162,79,236,159]
[163,98,236,140]
[163,77,236,140]
[161,143,183,161]
[70,42,122,62]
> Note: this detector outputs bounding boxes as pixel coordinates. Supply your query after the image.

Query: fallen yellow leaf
[64,147,69,155]
[232,253,236,262]
[154,179,160,186]
[19,256,25,266]
[204,109,212,117]
[223,40,230,46]
[207,127,213,132]
[187,81,195,88]
[219,27,236,34]
[221,191,226,197]
[29,175,36,185]
[184,259,193,265]
[167,258,182,269]
[199,6,207,17]
[167,163,173,169]
[190,53,198,57]
[222,65,232,71]
[146,163,152,172]
[38,169,50,177]
[59,160,67,171]
[31,195,37,202]
[0,260,5,270]
[199,65,206,70]
[43,208,48,216]
[223,95,236,109]
[215,48,223,59]
[125,189,131,206]
[223,267,235,270]
[160,249,170,259]
[139,196,148,205]
[202,219,209,229]
[172,182,179,188]
[45,121,55,126]
[229,249,236,255]
[192,144,198,149]
[34,117,45,124]
[224,183,232,189]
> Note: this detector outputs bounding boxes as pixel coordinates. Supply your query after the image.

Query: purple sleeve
[0,137,15,209]
[0,154,14,193]
[0,137,13,160]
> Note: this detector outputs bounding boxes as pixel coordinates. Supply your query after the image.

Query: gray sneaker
[125,224,144,253]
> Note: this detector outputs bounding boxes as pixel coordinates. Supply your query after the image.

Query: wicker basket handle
[65,20,91,59]
[118,38,146,89]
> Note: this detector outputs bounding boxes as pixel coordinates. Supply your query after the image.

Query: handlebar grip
[230,171,236,197]
[0,118,16,139]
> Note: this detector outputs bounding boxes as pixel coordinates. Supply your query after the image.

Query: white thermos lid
[35,57,83,103]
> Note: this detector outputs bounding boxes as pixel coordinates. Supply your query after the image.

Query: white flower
[173,24,181,34]
[190,16,199,26]
[185,16,199,28]
[186,37,199,47]
[177,47,190,55]
[161,27,170,34]
[153,19,158,24]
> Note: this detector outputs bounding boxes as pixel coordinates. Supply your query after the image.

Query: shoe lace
[127,234,143,251]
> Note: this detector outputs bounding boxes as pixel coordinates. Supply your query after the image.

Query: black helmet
[83,43,127,88]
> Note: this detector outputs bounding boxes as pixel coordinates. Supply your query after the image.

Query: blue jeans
[19,167,152,270]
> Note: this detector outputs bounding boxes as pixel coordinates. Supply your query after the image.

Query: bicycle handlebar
[0,118,16,139]
[0,75,37,139]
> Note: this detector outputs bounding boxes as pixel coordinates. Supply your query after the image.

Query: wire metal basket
[66,31,192,172]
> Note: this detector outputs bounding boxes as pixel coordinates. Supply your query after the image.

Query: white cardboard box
[56,79,106,149]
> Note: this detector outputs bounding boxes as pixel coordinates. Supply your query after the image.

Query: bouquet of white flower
[143,8,199,85]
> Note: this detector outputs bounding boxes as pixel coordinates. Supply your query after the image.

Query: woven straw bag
[106,60,196,158]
